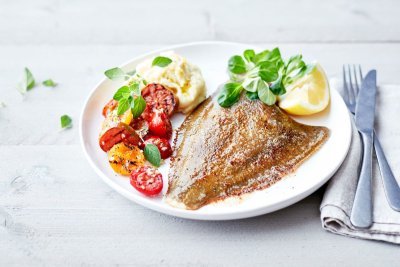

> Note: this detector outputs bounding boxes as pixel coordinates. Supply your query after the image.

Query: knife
[350,70,377,228]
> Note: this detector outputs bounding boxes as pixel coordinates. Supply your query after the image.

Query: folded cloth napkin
[320,82,400,244]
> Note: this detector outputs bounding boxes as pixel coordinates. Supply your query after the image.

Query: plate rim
[79,41,352,220]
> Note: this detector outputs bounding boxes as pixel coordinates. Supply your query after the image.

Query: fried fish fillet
[166,95,329,210]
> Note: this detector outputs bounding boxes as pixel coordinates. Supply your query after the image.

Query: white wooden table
[1,0,399,265]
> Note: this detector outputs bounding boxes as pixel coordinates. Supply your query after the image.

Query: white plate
[80,41,351,220]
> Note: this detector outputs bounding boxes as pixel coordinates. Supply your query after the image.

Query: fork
[342,65,400,217]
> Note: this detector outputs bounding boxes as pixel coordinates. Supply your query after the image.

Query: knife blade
[355,70,377,133]
[350,69,377,228]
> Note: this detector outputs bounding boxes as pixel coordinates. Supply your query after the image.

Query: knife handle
[374,132,400,211]
[350,131,373,228]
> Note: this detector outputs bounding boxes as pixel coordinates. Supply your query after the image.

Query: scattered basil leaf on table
[17,67,35,94]
[152,56,172,67]
[60,115,72,129]
[42,79,57,87]
[0,102,6,108]
[144,144,161,167]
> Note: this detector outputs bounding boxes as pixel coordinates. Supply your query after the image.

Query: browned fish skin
[166,95,329,210]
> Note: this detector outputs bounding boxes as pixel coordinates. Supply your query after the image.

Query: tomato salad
[99,83,177,196]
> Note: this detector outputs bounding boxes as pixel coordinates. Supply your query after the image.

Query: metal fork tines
[342,64,363,115]
[342,65,400,224]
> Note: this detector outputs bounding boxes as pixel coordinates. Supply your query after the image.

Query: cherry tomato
[130,116,149,139]
[148,111,173,139]
[144,135,173,159]
[99,123,142,152]
[130,166,163,196]
[102,99,118,117]
[141,83,178,119]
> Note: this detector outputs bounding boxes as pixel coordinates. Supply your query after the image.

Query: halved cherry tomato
[102,99,118,117]
[148,111,173,139]
[130,116,149,139]
[141,83,178,119]
[99,123,142,152]
[130,166,163,196]
[144,135,173,159]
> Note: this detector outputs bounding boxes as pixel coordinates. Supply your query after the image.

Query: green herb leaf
[117,97,131,115]
[130,96,146,118]
[269,75,286,95]
[257,84,276,105]
[104,67,128,81]
[126,70,136,76]
[228,55,246,74]
[152,56,172,67]
[0,101,6,108]
[242,77,263,93]
[129,83,141,96]
[243,49,255,63]
[144,144,161,167]
[60,115,72,129]
[113,86,131,101]
[254,48,282,65]
[17,67,35,94]
[217,82,243,107]
[219,47,312,108]
[245,91,259,100]
[258,61,279,82]
[42,79,57,87]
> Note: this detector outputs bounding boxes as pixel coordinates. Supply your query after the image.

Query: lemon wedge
[278,63,330,115]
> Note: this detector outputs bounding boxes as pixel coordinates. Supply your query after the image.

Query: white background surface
[0,0,399,266]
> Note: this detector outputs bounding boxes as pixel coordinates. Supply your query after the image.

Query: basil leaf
[129,83,141,96]
[60,114,72,129]
[17,67,35,94]
[246,91,259,100]
[105,67,128,81]
[243,49,255,63]
[258,83,276,105]
[112,86,130,101]
[228,55,246,74]
[117,97,131,115]
[258,61,279,82]
[144,144,161,167]
[152,56,172,67]
[42,79,57,87]
[126,70,136,76]
[217,82,243,107]
[130,96,146,118]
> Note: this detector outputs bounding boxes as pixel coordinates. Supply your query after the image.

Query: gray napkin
[320,82,400,244]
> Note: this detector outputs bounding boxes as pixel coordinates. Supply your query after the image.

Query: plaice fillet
[166,94,329,210]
